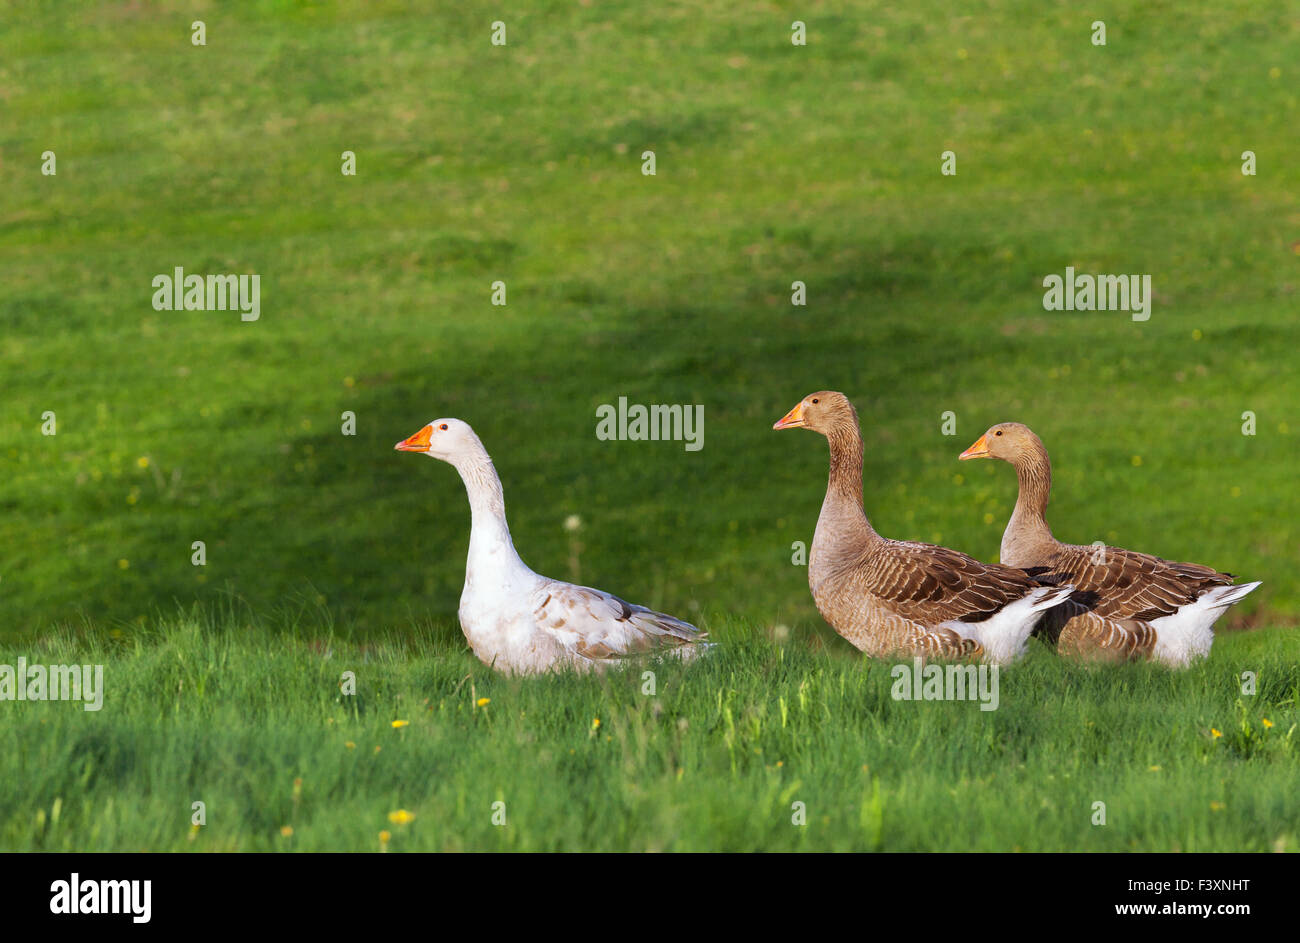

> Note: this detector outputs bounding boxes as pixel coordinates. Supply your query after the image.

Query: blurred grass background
[1,0,1296,644]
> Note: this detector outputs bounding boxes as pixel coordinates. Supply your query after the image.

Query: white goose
[395,418,709,675]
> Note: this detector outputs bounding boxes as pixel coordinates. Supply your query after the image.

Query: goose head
[394,418,481,463]
[772,391,858,435]
[958,422,1044,464]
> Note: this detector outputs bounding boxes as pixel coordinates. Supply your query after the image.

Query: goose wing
[531,581,706,662]
[871,539,1050,624]
[1039,544,1233,621]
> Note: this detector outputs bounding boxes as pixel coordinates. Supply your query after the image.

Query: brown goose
[959,422,1260,666]
[773,392,1074,663]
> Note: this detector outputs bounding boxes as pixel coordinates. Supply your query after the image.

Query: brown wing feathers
[1046,544,1232,620]
[867,540,1046,625]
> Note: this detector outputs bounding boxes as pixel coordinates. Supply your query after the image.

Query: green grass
[1,1,1297,851]
[2,612,1297,852]
[2,1,1296,637]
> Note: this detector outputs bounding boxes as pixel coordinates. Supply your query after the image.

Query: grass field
[1,1,1297,851]
[3,614,1297,852]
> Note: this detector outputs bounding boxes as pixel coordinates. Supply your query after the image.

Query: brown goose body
[959,423,1260,666]
[775,393,1073,664]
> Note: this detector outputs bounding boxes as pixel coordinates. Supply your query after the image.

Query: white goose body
[397,418,708,675]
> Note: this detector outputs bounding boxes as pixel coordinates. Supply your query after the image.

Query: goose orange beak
[395,424,433,452]
[772,402,806,430]
[959,433,990,460]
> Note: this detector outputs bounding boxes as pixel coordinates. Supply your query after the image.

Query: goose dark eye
[811,398,819,404]
[439,424,448,431]
[995,430,1002,436]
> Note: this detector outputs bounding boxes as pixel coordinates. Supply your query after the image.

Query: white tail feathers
[1200,580,1262,611]
[1026,583,1077,613]
[953,583,1076,665]
[1151,580,1262,667]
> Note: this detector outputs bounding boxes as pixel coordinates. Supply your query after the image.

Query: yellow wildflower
[391,720,409,729]
[388,809,415,825]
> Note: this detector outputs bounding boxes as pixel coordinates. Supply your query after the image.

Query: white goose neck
[451,445,531,577]
[454,449,506,521]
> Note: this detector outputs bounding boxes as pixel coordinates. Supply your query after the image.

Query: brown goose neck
[822,419,880,542]
[1011,439,1053,524]
[827,425,863,500]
